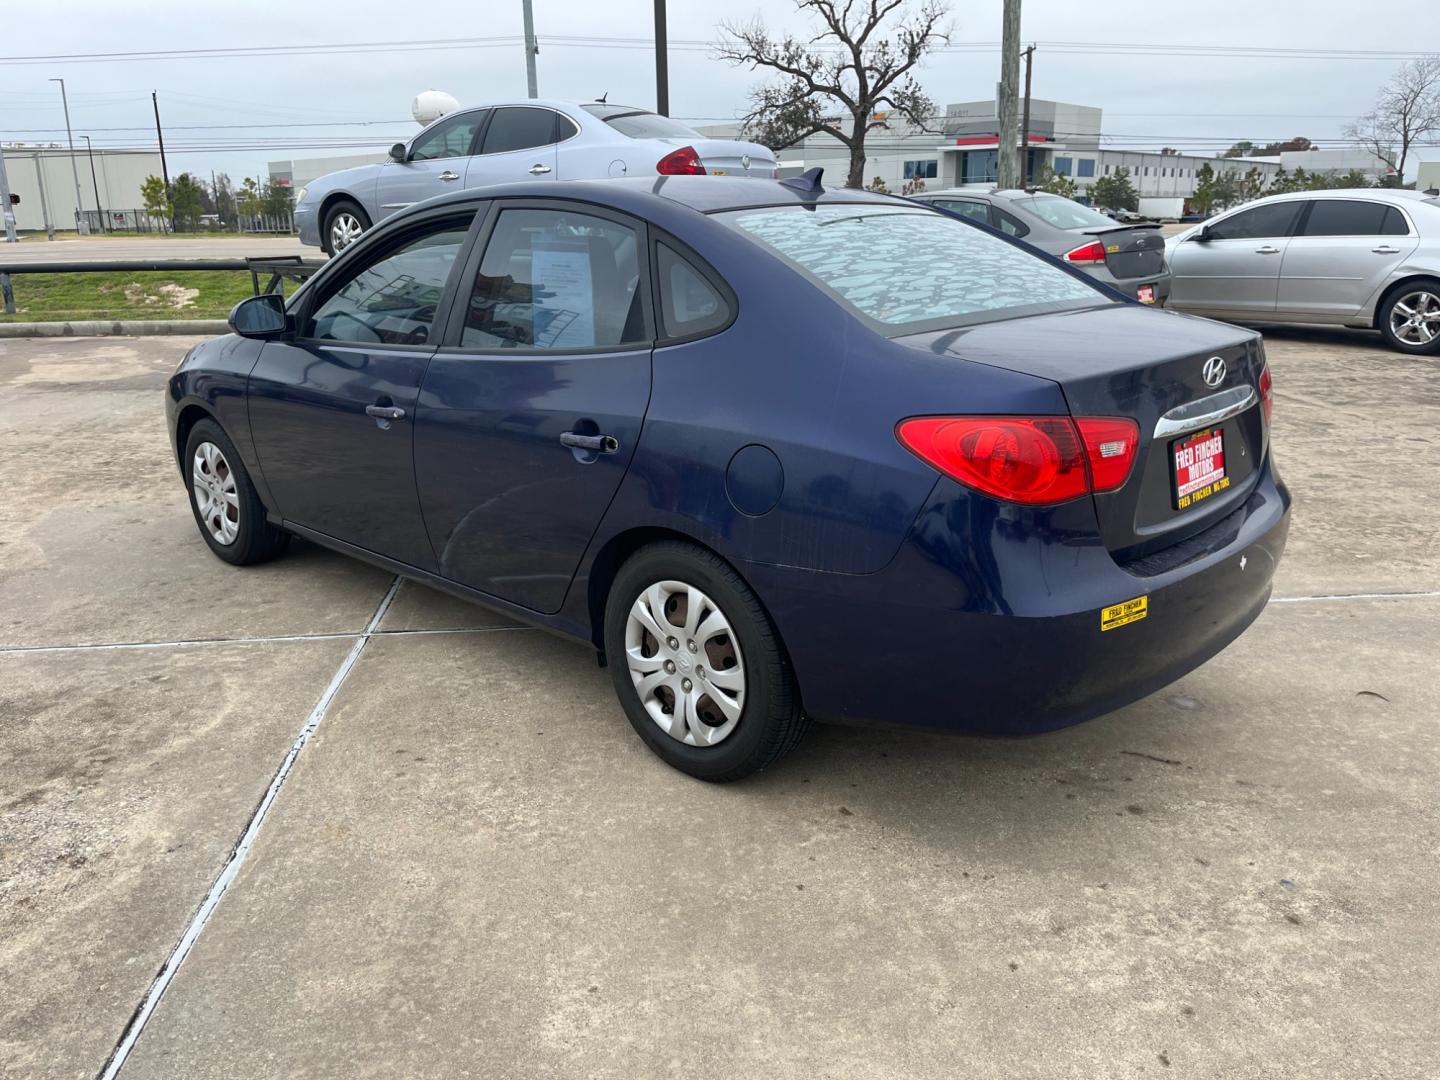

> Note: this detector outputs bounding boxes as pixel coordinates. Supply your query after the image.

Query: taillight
[897,416,1089,505]
[656,146,706,175]
[1074,417,1140,492]
[1063,239,1108,265]
[897,415,1140,506]
[1258,364,1273,426]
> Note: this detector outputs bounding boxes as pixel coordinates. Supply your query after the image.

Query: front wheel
[1378,279,1440,355]
[604,542,808,782]
[322,199,370,256]
[183,419,290,566]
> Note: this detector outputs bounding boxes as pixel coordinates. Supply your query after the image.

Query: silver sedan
[1166,189,1440,355]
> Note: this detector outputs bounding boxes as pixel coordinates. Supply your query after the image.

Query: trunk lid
[689,139,777,178]
[1071,224,1167,281]
[896,305,1268,560]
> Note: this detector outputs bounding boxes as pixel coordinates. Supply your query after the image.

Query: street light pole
[521,0,539,98]
[654,0,669,116]
[82,135,106,233]
[49,77,90,235]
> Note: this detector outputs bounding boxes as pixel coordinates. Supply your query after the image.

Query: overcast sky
[3,0,1438,187]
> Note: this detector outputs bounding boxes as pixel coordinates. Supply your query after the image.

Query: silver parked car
[294,99,775,254]
[1166,189,1440,355]
[911,187,1170,305]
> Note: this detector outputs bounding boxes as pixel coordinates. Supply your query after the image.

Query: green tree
[261,179,294,218]
[1223,140,1256,158]
[237,177,263,218]
[1190,162,1218,214]
[1238,166,1265,203]
[1290,166,1310,191]
[170,173,206,230]
[1267,166,1295,194]
[1212,169,1241,209]
[1334,168,1372,188]
[1034,165,1076,199]
[1089,166,1138,211]
[140,175,171,223]
[210,173,237,225]
[717,0,950,188]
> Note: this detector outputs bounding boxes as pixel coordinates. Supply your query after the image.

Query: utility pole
[151,91,172,232]
[1019,44,1035,186]
[0,149,17,243]
[49,78,90,234]
[82,135,105,232]
[995,0,1022,190]
[521,0,538,98]
[33,154,55,241]
[654,0,669,116]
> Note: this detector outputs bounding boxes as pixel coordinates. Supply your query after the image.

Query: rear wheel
[322,199,369,256]
[1378,278,1440,355]
[183,419,289,566]
[603,542,807,782]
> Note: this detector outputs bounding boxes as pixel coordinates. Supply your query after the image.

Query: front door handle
[1255,245,1281,255]
[529,164,552,175]
[560,431,619,453]
[438,170,461,182]
[1372,245,1401,254]
[366,404,406,420]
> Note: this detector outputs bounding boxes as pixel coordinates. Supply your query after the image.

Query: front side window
[410,113,485,161]
[462,208,646,350]
[721,204,1106,333]
[482,108,559,155]
[307,222,471,344]
[657,243,731,339]
[1300,199,1406,237]
[1012,195,1115,230]
[1205,201,1302,241]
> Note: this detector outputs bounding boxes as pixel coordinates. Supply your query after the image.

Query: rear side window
[993,208,1030,237]
[1206,202,1302,240]
[482,108,558,154]
[1301,200,1406,237]
[932,199,990,225]
[721,205,1106,333]
[656,243,731,339]
[461,208,646,350]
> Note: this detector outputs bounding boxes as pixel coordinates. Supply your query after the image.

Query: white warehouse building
[703,97,1282,202]
[1,146,164,233]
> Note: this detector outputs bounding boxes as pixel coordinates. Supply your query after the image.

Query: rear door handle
[438,170,461,182]
[1255,245,1281,255]
[529,164,552,175]
[365,405,406,420]
[560,431,619,453]
[1372,245,1401,254]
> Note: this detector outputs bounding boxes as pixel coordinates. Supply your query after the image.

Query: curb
[0,319,229,338]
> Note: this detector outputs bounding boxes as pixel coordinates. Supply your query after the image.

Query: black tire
[1377,277,1440,356]
[321,198,370,256]
[603,541,808,782]
[183,418,290,566]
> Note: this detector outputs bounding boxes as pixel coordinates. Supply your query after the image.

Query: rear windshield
[719,204,1109,333]
[580,104,701,140]
[1010,195,1117,230]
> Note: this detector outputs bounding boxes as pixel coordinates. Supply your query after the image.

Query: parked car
[1166,189,1440,354]
[171,174,1288,781]
[294,99,776,254]
[912,188,1171,305]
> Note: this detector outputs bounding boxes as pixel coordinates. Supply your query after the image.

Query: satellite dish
[411,90,460,126]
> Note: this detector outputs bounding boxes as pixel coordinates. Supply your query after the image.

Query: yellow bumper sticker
[1101,595,1148,632]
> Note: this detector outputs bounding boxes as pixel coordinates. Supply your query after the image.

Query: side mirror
[1192,225,1213,242]
[229,294,290,339]
[389,142,408,164]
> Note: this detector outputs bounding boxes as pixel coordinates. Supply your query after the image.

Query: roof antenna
[780,167,824,193]
[596,91,608,104]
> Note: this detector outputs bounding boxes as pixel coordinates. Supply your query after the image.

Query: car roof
[1235,187,1429,207]
[410,175,907,217]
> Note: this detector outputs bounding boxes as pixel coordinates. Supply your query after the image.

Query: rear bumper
[747,456,1290,736]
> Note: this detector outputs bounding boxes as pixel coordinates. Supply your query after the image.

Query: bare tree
[1345,55,1440,185]
[717,1,951,189]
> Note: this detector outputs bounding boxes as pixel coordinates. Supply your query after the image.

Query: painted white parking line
[0,623,534,657]
[96,577,403,1079]
[1272,590,1440,603]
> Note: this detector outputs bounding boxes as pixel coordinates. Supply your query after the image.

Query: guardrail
[0,256,327,316]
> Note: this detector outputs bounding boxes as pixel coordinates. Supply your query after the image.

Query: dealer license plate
[1136,284,1156,304]
[1171,427,1229,510]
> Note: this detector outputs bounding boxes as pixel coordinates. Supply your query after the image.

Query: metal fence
[76,208,296,235]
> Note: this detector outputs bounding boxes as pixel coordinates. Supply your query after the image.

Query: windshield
[719,205,1109,332]
[579,104,701,140]
[1010,195,1118,230]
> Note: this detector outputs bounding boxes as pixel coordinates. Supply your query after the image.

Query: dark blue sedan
[167,173,1290,781]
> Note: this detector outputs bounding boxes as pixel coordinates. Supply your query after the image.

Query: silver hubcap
[191,441,239,546]
[329,212,363,251]
[625,580,746,747]
[1391,290,1440,346]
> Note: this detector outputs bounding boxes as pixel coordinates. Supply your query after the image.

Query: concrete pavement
[0,328,1436,1079]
